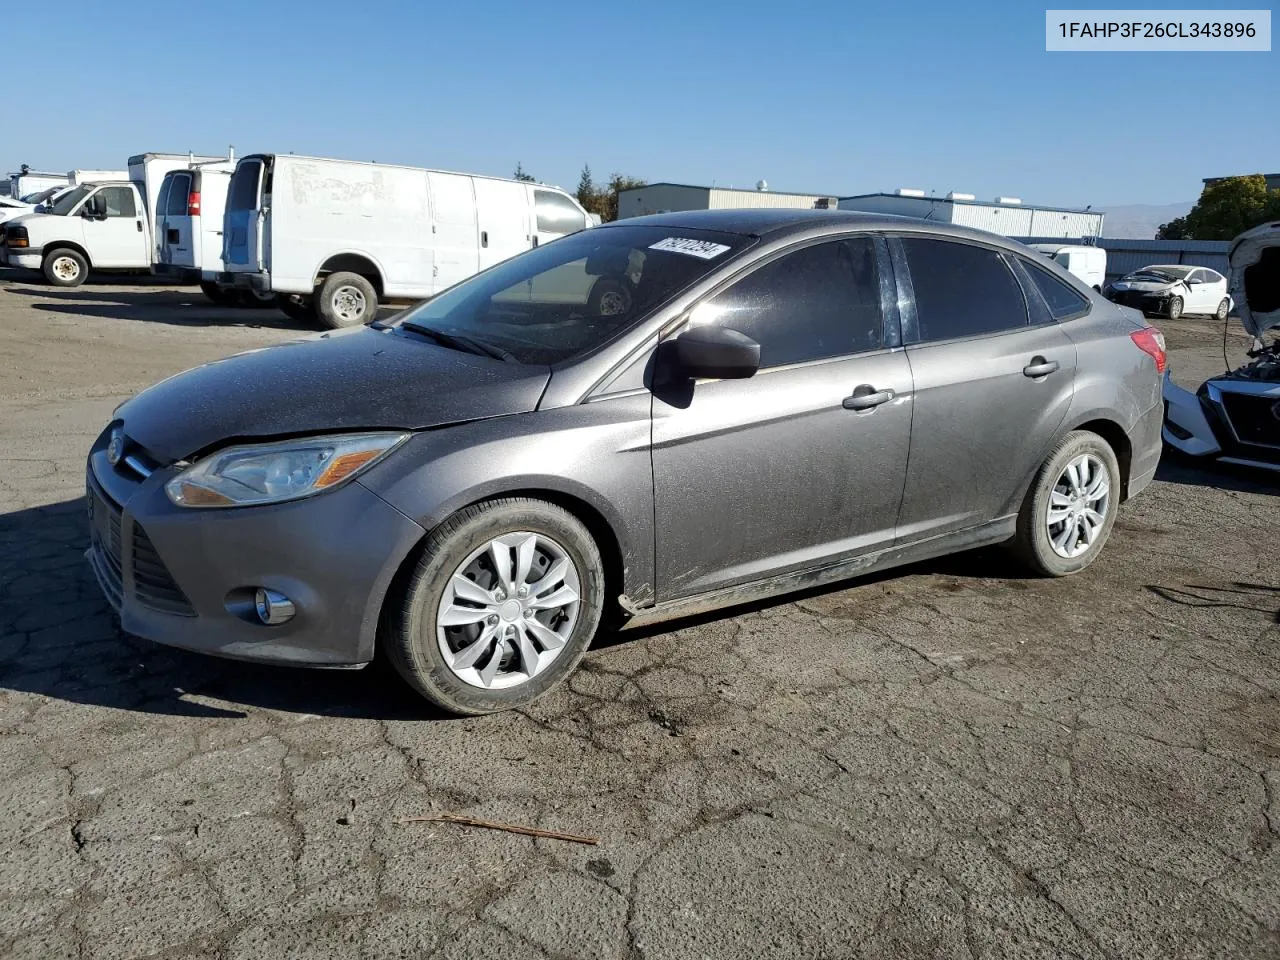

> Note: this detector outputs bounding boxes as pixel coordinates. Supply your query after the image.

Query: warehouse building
[617,181,838,219]
[838,189,1105,241]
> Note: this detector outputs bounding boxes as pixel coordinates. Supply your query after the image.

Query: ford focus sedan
[86,210,1165,714]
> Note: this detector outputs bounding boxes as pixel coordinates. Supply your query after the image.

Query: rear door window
[695,237,883,368]
[164,174,191,216]
[900,237,1029,342]
[534,190,587,235]
[228,161,261,211]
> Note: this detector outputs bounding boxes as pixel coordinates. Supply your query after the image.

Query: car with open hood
[1163,221,1280,472]
[84,210,1165,714]
[1104,264,1231,321]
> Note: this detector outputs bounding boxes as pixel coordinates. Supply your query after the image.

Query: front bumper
[84,426,426,667]
[1106,289,1170,315]
[1162,373,1280,473]
[1,248,41,270]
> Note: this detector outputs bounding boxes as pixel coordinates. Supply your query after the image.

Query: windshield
[24,187,62,205]
[392,225,753,365]
[1126,266,1189,282]
[48,185,93,216]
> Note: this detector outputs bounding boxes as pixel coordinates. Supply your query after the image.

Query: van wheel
[386,498,605,715]
[43,249,88,287]
[316,272,377,329]
[278,296,316,323]
[199,281,238,306]
[237,289,279,309]
[1010,430,1120,577]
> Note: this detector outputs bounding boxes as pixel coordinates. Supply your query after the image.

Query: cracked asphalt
[0,274,1277,959]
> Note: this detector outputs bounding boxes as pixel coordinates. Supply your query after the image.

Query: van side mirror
[81,196,106,220]
[667,325,760,380]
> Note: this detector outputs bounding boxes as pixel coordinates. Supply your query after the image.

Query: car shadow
[1154,454,1278,496]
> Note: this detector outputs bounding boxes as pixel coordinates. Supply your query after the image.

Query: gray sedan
[86,210,1165,714]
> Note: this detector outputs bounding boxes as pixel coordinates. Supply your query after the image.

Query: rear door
[225,158,267,272]
[474,177,532,270]
[532,188,587,247]
[157,171,194,268]
[892,235,1077,542]
[82,185,151,268]
[1188,268,1219,313]
[426,172,480,292]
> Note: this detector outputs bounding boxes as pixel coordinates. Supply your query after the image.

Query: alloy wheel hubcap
[599,291,626,316]
[436,532,581,689]
[1046,453,1110,559]
[53,257,78,280]
[332,286,366,321]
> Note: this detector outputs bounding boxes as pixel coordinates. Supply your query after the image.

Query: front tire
[386,498,605,715]
[315,271,377,329]
[1010,431,1121,577]
[42,249,87,287]
[1166,296,1183,320]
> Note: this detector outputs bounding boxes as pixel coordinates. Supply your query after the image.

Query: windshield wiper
[400,322,519,363]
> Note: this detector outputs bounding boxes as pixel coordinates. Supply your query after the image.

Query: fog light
[254,588,296,625]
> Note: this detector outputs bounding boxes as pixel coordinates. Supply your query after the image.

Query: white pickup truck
[0,153,219,286]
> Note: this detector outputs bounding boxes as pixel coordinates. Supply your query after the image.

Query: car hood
[1228,221,1280,338]
[1111,278,1179,293]
[116,326,552,462]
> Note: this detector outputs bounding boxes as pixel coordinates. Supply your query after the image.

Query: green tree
[602,173,647,223]
[1157,175,1280,240]
[576,165,596,209]
[512,162,536,183]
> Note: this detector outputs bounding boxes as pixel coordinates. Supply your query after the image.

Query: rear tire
[1166,296,1183,320]
[42,249,87,287]
[1010,430,1121,577]
[385,498,605,715]
[315,271,377,329]
[199,280,238,306]
[1215,298,1230,321]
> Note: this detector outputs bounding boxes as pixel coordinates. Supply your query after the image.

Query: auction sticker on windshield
[649,237,733,259]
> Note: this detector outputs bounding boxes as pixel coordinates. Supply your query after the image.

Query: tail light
[187,191,201,216]
[1130,325,1166,373]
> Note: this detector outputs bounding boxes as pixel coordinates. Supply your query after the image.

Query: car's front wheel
[386,498,605,715]
[1167,296,1184,320]
[42,248,88,287]
[1011,430,1121,577]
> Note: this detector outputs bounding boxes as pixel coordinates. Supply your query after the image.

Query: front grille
[131,524,194,616]
[1220,393,1280,449]
[87,486,124,611]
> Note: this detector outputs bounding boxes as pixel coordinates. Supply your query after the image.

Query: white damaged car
[1104,264,1232,321]
[1162,221,1280,473]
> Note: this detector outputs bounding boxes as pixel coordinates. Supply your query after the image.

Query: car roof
[596,208,1037,252]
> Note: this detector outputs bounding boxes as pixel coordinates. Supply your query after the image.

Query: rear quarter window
[1020,259,1090,321]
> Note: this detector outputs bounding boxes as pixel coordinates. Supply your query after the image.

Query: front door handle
[842,384,895,411]
[136,221,143,232]
[1023,356,1060,378]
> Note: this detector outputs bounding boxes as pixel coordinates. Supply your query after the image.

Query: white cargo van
[1029,243,1107,291]
[0,153,221,286]
[153,158,238,303]
[219,154,593,328]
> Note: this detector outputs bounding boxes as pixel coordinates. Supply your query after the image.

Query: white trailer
[219,154,593,328]
[7,168,70,201]
[69,168,128,186]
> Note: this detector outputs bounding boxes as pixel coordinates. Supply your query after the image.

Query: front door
[892,236,1078,542]
[652,236,912,600]
[82,185,149,268]
[427,172,480,293]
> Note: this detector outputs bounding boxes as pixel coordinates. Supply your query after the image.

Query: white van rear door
[158,172,195,268]
[226,159,267,272]
[427,172,480,292]
[474,178,531,270]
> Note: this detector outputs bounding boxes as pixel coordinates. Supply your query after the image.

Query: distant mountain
[1100,202,1194,240]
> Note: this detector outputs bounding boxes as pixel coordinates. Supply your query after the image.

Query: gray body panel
[86,210,1164,667]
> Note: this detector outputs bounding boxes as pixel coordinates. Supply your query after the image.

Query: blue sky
[6,0,1276,207]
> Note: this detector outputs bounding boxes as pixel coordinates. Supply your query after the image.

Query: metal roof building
[837,189,1105,241]
[617,182,839,219]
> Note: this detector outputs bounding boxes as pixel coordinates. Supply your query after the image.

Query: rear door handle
[842,385,895,411]
[136,221,143,232]
[1023,356,1060,378]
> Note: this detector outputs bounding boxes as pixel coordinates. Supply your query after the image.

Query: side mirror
[1185,276,1199,285]
[81,197,106,220]
[668,325,760,380]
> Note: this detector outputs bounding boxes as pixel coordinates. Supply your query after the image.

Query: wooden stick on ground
[397,813,600,846]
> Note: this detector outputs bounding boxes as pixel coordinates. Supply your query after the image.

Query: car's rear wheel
[386,498,605,715]
[199,280,238,306]
[1011,430,1120,577]
[1167,296,1183,320]
[42,248,87,287]
[315,271,377,329]
[1215,298,1230,321]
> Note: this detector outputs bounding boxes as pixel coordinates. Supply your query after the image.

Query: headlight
[165,432,408,508]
